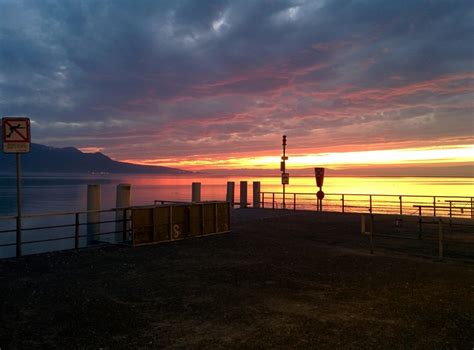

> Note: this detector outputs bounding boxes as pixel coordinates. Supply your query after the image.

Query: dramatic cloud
[0,0,473,167]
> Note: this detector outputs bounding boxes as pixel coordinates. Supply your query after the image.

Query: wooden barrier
[131,202,231,246]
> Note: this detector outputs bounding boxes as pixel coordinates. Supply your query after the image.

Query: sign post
[2,117,31,257]
[281,135,289,209]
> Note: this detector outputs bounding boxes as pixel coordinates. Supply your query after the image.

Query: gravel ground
[1,209,473,349]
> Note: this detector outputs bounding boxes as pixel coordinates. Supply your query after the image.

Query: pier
[1,208,473,348]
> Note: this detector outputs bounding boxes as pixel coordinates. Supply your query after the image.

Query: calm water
[0,174,473,258]
[1,174,473,216]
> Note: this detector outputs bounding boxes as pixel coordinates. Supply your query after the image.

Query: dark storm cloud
[0,0,473,160]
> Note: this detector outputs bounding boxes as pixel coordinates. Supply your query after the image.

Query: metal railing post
[471,197,473,220]
[369,215,374,254]
[262,193,265,209]
[418,207,422,239]
[369,195,372,214]
[214,202,218,232]
[342,194,345,213]
[293,193,296,211]
[272,193,275,209]
[449,202,452,226]
[433,196,436,217]
[438,218,443,260]
[75,213,80,249]
[122,208,127,242]
[399,196,403,217]
[16,215,22,258]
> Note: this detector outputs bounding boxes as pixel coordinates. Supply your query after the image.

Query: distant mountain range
[0,143,190,174]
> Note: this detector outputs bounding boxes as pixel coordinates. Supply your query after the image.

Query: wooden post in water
[253,182,261,208]
[240,181,248,208]
[226,182,235,208]
[192,182,201,202]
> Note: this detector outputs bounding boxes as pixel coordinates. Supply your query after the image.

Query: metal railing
[360,213,474,260]
[0,207,132,259]
[260,192,474,220]
[0,201,230,259]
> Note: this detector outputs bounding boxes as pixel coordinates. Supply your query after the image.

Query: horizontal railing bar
[260,192,473,199]
[0,229,16,234]
[22,230,128,245]
[0,215,17,221]
[19,218,131,232]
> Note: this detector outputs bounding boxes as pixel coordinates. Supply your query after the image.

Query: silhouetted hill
[0,144,190,174]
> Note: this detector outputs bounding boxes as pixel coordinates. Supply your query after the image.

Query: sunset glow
[1,0,473,176]
[125,145,474,171]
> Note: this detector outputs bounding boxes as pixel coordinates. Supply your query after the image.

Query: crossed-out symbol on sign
[4,120,28,141]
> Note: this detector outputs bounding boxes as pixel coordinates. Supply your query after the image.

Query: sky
[0,0,473,174]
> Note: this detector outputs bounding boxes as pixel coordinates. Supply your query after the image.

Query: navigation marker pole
[281,135,289,209]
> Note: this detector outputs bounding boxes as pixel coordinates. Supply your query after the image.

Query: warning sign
[2,117,31,153]
[314,167,325,188]
[282,172,289,185]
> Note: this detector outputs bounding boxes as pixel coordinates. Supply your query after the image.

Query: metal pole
[281,135,287,209]
[16,153,22,258]
[449,202,452,226]
[399,196,403,217]
[122,208,127,242]
[342,194,345,213]
[214,202,218,233]
[418,206,422,239]
[261,192,265,208]
[369,195,372,214]
[75,213,80,249]
[283,184,286,209]
[433,196,436,217]
[369,215,374,254]
[438,218,443,260]
[471,197,473,220]
[272,193,275,209]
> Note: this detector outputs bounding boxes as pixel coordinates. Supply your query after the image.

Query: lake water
[1,174,473,215]
[0,174,473,258]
